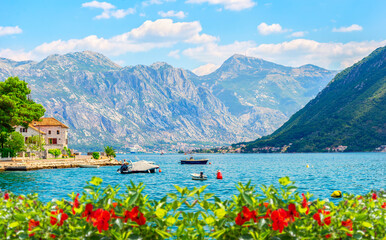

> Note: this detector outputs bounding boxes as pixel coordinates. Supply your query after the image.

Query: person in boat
[190,157,194,160]
[200,172,204,178]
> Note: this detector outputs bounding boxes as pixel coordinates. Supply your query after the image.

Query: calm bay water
[0,153,385,202]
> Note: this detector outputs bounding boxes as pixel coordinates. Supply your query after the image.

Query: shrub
[92,152,100,159]
[48,149,61,158]
[0,177,384,239]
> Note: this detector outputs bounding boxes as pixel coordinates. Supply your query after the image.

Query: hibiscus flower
[82,203,94,222]
[72,193,80,215]
[235,206,257,226]
[271,209,289,233]
[93,209,111,233]
[28,219,40,237]
[287,203,299,222]
[301,193,309,215]
[50,209,68,226]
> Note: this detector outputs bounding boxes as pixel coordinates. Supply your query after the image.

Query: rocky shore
[0,156,120,171]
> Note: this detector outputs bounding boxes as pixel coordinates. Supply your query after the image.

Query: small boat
[78,164,100,168]
[191,172,207,180]
[117,160,159,174]
[180,157,209,165]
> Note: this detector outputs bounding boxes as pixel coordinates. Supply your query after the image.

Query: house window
[57,130,60,134]
[48,130,51,134]
[49,138,57,144]
[20,128,27,132]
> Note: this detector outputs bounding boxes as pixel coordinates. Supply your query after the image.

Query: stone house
[17,117,69,150]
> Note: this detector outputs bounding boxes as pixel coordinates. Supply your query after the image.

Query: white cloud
[0,26,22,37]
[186,0,255,11]
[0,19,216,60]
[0,48,35,61]
[192,63,220,76]
[82,1,135,19]
[142,0,176,7]
[168,49,180,59]
[82,1,115,10]
[158,10,187,19]
[289,31,306,38]
[333,24,363,32]
[183,39,386,69]
[257,23,287,35]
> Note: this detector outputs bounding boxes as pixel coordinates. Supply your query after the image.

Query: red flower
[18,196,24,200]
[313,209,331,226]
[4,193,9,200]
[372,193,377,200]
[325,234,331,239]
[92,209,111,233]
[357,196,363,200]
[50,234,56,239]
[301,193,309,215]
[271,209,289,233]
[50,209,68,226]
[313,212,323,226]
[109,208,122,219]
[235,206,257,226]
[112,202,118,208]
[324,216,331,226]
[263,202,269,208]
[82,203,94,222]
[28,219,40,237]
[124,206,146,225]
[342,219,353,236]
[72,193,80,215]
[287,203,299,222]
[382,202,386,209]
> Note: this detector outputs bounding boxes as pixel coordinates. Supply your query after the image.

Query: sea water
[0,153,384,202]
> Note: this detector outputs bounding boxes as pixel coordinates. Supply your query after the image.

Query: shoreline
[0,156,120,172]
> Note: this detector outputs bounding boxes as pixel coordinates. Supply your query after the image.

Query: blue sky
[0,0,385,74]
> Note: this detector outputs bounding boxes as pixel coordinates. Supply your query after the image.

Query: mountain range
[240,46,386,152]
[0,51,337,151]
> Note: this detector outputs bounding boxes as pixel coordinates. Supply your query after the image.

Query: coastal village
[0,116,119,171]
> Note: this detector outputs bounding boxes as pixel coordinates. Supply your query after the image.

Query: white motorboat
[191,172,207,180]
[117,160,159,174]
[78,164,100,168]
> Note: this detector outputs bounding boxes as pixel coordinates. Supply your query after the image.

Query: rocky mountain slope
[0,51,337,151]
[241,46,386,152]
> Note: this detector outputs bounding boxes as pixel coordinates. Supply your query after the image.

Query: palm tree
[104,146,116,158]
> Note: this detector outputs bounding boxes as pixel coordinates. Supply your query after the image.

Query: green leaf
[214,209,226,218]
[205,216,215,225]
[279,176,291,186]
[90,177,103,186]
[155,229,172,238]
[127,192,140,206]
[167,193,177,200]
[9,222,19,228]
[241,192,253,206]
[174,185,183,194]
[155,208,167,219]
[362,221,372,228]
[166,216,176,226]
[204,193,215,200]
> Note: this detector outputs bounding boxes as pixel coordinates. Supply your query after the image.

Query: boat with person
[117,160,159,174]
[180,157,209,165]
[191,172,207,180]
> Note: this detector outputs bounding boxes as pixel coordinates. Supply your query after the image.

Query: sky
[0,0,385,75]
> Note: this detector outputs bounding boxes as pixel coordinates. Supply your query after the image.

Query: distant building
[17,117,69,150]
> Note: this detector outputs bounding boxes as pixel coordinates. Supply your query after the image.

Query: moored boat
[180,157,209,164]
[117,160,159,174]
[78,164,100,168]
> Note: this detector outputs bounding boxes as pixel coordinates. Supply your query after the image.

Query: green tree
[104,146,116,158]
[92,152,100,160]
[48,149,61,158]
[5,132,26,153]
[25,135,45,152]
[0,127,10,149]
[0,76,45,132]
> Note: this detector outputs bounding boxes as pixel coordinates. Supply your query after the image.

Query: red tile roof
[27,124,46,135]
[31,117,69,129]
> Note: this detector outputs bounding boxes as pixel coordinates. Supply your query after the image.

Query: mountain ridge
[0,52,337,151]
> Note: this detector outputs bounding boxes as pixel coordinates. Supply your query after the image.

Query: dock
[0,156,120,172]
